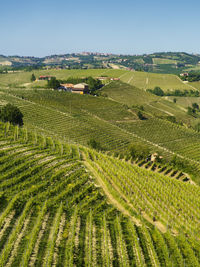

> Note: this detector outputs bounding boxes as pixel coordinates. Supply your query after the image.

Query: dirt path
[128,76,134,84]
[145,77,149,89]
[83,154,170,233]
[176,76,198,91]
[119,72,130,79]
[146,103,174,116]
[83,158,141,226]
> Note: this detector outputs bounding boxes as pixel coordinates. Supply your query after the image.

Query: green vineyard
[0,122,200,266]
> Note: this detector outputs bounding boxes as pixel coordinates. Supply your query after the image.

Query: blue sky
[0,0,200,56]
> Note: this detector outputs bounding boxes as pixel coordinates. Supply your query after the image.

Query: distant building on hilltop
[180,73,189,77]
[110,78,120,81]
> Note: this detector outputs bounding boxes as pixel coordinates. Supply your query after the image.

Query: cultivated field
[152,58,177,65]
[120,71,193,91]
[102,81,196,125]
[1,87,200,184]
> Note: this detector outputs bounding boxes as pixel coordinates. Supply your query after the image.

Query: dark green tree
[30,73,36,82]
[128,143,150,160]
[192,103,199,110]
[137,111,145,120]
[0,104,23,126]
[47,77,60,89]
[153,86,164,96]
[194,123,200,132]
[187,106,196,116]
[87,139,102,151]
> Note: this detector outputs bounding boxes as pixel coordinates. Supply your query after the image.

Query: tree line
[147,87,200,97]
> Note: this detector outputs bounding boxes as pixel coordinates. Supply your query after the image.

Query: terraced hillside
[1,123,200,266]
[1,87,200,181]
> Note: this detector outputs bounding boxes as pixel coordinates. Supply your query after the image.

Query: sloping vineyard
[83,147,200,237]
[0,123,200,266]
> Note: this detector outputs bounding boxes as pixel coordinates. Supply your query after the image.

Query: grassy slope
[0,69,127,88]
[102,81,196,125]
[152,58,177,64]
[120,70,194,91]
[102,81,158,106]
[189,81,200,90]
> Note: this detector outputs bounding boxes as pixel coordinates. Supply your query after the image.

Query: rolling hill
[1,67,200,265]
[1,51,200,74]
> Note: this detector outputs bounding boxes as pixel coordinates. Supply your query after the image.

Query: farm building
[57,83,89,94]
[180,73,189,77]
[72,83,89,94]
[96,76,109,81]
[38,75,55,81]
[110,78,120,81]
[61,83,74,90]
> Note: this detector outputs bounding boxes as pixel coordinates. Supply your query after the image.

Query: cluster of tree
[165,89,200,97]
[0,104,23,126]
[169,154,193,174]
[47,77,60,89]
[147,87,200,97]
[137,111,146,120]
[180,72,200,82]
[147,87,164,96]
[164,116,177,123]
[128,143,150,160]
[87,139,103,151]
[187,103,200,116]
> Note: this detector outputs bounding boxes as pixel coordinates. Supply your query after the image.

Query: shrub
[137,111,146,120]
[0,104,23,126]
[47,77,60,89]
[128,143,150,160]
[87,139,102,151]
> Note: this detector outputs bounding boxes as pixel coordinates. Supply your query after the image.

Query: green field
[102,81,158,105]
[1,123,200,266]
[0,69,127,88]
[189,81,200,90]
[102,81,196,125]
[152,58,177,65]
[120,71,193,91]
